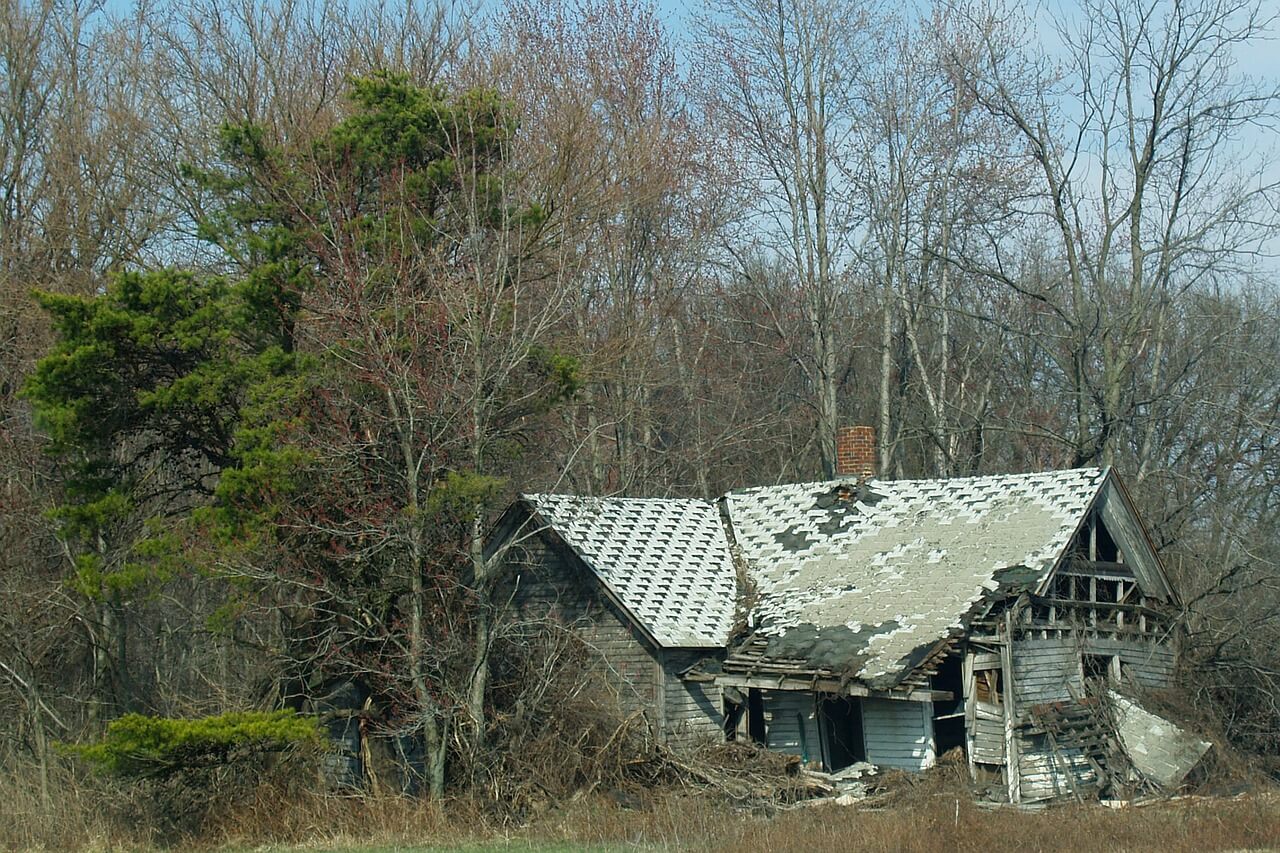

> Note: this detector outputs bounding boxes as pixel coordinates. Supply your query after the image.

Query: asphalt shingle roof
[519,469,1109,680]
[522,494,738,648]
[723,468,1108,684]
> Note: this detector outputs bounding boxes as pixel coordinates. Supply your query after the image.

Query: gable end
[1039,470,1175,603]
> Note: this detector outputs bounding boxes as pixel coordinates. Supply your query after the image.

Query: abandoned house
[487,427,1204,803]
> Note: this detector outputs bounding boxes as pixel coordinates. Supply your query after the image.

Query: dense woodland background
[1,0,1279,822]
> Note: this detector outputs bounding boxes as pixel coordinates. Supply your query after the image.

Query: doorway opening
[818,695,865,771]
[932,653,966,756]
[723,687,768,745]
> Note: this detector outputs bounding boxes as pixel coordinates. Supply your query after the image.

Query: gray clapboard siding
[862,698,935,770]
[972,704,1005,765]
[1082,637,1175,689]
[661,650,724,742]
[507,535,661,722]
[1017,735,1096,801]
[762,690,819,762]
[1012,639,1082,705]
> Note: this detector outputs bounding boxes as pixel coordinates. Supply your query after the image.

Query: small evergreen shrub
[62,710,322,838]
[65,709,321,779]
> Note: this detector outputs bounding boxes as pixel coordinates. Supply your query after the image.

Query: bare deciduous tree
[700,0,869,478]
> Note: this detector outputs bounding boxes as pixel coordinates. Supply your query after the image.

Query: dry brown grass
[213,786,1280,853]
[3,749,1277,852]
[0,759,147,852]
[513,757,1280,853]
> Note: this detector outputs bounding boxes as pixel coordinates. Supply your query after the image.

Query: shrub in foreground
[60,709,322,837]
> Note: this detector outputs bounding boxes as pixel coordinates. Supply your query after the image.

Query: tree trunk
[399,404,444,798]
[466,514,489,761]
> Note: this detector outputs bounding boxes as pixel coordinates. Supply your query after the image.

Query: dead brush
[479,626,816,822]
[673,739,810,807]
[863,746,974,806]
[0,754,151,851]
[479,663,810,821]
[1119,684,1272,795]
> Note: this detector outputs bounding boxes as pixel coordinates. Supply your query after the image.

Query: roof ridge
[722,466,1105,497]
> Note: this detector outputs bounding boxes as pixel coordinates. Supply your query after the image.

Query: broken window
[1083,653,1119,684]
[1068,511,1123,566]
[974,669,1002,705]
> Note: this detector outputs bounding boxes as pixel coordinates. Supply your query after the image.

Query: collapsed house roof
[519,494,738,648]
[723,468,1110,687]
[508,467,1168,688]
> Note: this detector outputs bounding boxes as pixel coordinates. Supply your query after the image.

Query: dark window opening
[1083,654,1116,684]
[932,654,963,717]
[1096,579,1118,604]
[818,695,865,771]
[747,688,766,745]
[1095,520,1119,562]
[1067,514,1121,564]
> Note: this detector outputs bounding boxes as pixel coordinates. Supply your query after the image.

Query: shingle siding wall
[506,534,662,726]
[862,698,935,770]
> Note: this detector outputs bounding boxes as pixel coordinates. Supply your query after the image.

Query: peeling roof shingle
[523,494,738,648]
[520,468,1108,680]
[724,468,1107,684]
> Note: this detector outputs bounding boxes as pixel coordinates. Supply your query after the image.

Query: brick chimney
[835,425,876,478]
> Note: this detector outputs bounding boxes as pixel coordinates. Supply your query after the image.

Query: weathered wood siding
[1081,637,1175,689]
[506,533,662,726]
[1016,734,1097,801]
[1012,639,1083,705]
[1012,635,1174,705]
[1096,480,1172,600]
[762,690,819,762]
[971,703,1005,765]
[862,698,935,770]
[661,650,724,742]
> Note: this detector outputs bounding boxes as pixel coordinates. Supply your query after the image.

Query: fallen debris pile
[800,761,879,803]
[1109,690,1212,793]
[1016,689,1215,804]
[576,688,1220,818]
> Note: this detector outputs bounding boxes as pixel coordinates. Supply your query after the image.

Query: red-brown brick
[835,425,876,478]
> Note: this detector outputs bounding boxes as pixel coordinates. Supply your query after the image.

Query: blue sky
[91,0,1280,268]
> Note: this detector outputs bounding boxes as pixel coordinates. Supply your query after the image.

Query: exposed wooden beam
[713,674,951,703]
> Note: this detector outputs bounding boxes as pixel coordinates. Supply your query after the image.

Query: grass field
[224,791,1280,853]
[4,755,1277,852]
